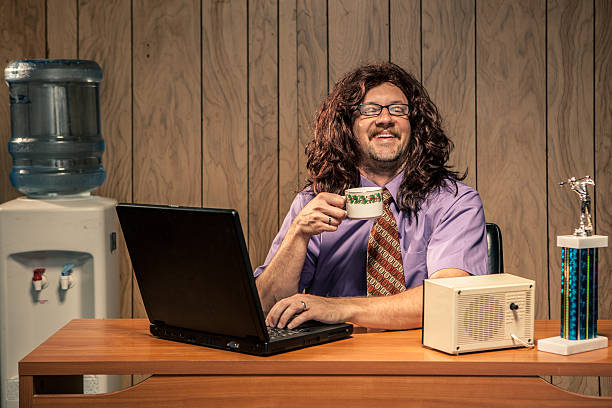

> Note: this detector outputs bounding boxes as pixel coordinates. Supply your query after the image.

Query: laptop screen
[116,204,268,340]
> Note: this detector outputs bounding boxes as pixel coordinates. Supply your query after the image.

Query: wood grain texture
[552,376,599,397]
[248,0,278,269]
[80,0,132,203]
[46,0,77,58]
[132,0,201,318]
[603,376,612,397]
[19,375,33,408]
[202,0,247,221]
[390,0,420,80]
[0,0,45,203]
[547,0,594,320]
[422,0,476,188]
[595,0,612,325]
[279,0,299,224]
[19,319,612,376]
[297,0,327,191]
[17,319,612,402]
[596,0,612,397]
[599,377,612,397]
[476,0,547,318]
[328,0,389,86]
[29,375,612,408]
[547,0,597,396]
[132,0,201,206]
[117,233,133,319]
[79,0,133,319]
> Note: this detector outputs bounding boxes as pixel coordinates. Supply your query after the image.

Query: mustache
[368,128,400,138]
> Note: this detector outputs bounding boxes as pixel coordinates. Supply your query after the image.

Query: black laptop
[116,203,353,355]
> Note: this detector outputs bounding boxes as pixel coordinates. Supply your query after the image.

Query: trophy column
[558,235,607,341]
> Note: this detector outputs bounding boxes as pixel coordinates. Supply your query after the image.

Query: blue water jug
[5,60,106,197]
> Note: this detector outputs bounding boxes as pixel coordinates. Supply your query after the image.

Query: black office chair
[486,222,504,274]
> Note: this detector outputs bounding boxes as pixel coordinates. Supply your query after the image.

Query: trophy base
[537,335,608,355]
[557,235,608,249]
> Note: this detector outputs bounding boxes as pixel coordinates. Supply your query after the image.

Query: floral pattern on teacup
[347,192,382,205]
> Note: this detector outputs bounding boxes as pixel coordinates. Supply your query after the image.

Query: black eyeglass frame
[352,103,411,117]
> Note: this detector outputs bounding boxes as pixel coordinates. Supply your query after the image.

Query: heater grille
[457,293,505,344]
[524,291,533,337]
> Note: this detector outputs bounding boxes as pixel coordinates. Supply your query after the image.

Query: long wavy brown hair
[305,62,465,219]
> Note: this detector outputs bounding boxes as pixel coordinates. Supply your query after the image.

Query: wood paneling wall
[1,0,610,396]
[478,0,548,325]
[79,0,133,318]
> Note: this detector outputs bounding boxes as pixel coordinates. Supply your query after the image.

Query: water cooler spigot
[60,263,76,290]
[32,268,48,291]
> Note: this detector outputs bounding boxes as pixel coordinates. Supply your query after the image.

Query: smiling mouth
[372,132,397,140]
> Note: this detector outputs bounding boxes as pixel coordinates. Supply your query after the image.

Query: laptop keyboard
[266,326,309,340]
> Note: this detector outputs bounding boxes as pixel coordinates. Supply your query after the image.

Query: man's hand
[290,192,347,239]
[255,192,347,313]
[265,294,351,329]
[264,269,471,330]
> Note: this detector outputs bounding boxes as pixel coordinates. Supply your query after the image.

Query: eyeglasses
[353,103,410,117]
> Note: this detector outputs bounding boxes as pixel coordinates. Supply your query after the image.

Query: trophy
[538,176,608,355]
[562,176,594,237]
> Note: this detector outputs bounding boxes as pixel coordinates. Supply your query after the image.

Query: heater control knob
[510,302,519,311]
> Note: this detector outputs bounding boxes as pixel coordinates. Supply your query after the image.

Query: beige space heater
[422,273,535,354]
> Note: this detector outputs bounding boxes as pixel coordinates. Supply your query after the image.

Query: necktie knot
[382,189,393,207]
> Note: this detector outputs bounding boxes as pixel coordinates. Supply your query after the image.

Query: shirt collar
[359,170,404,204]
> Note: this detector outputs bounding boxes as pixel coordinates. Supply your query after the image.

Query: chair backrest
[486,222,504,274]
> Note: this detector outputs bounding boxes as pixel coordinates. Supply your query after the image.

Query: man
[255,62,488,330]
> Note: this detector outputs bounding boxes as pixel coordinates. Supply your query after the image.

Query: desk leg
[18,376,33,408]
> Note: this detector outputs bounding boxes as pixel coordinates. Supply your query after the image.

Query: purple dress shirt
[254,172,489,297]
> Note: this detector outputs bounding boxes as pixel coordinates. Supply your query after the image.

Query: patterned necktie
[366,189,406,296]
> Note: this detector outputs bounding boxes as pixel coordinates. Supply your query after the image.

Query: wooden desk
[19,319,612,407]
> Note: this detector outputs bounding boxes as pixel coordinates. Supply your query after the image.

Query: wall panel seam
[419,0,422,82]
[130,0,135,317]
[593,0,597,231]
[76,0,79,59]
[545,0,550,319]
[295,0,299,195]
[45,0,49,57]
[247,0,251,245]
[200,0,204,208]
[388,0,391,62]
[474,0,478,190]
[277,0,280,230]
[326,0,329,92]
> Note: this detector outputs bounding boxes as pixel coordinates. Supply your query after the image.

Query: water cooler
[0,60,120,408]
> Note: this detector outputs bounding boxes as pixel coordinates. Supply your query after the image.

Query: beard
[368,144,404,162]
[365,128,407,165]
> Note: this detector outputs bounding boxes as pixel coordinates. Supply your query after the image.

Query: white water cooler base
[0,195,120,408]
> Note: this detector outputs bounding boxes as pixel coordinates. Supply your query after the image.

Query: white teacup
[345,187,384,220]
